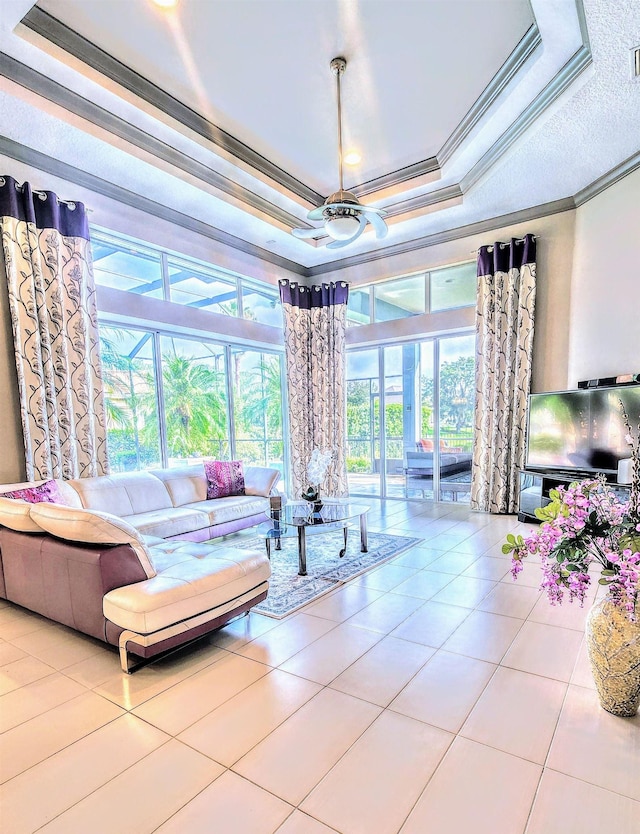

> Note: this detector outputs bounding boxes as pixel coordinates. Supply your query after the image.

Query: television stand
[518,469,630,523]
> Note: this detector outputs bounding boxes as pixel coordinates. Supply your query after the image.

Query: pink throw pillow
[204,460,245,499]
[1,479,69,505]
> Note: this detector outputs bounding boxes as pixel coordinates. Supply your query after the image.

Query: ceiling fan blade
[326,214,367,249]
[292,226,321,239]
[307,206,328,221]
[366,210,388,239]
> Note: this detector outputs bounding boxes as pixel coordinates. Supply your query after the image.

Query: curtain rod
[471,235,537,254]
[10,180,92,213]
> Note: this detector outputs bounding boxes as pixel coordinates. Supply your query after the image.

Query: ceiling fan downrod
[330,56,348,198]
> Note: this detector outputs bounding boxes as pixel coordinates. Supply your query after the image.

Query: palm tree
[149,353,228,459]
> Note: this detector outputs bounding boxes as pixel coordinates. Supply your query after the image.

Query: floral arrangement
[503,402,640,620]
[302,448,333,501]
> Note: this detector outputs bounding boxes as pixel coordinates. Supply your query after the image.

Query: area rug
[238,531,422,618]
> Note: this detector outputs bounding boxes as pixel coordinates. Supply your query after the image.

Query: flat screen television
[525,384,640,475]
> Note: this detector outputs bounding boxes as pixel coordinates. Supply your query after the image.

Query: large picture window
[100,325,286,474]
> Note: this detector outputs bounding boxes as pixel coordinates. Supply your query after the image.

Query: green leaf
[502,544,513,555]
[601,569,616,576]
[598,577,612,585]
[565,564,581,572]
[506,534,516,544]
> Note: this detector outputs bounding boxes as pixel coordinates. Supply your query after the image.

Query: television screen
[526,385,640,474]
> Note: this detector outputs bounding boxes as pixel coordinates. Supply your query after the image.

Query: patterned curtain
[0,175,108,481]
[471,234,536,514]
[279,279,349,498]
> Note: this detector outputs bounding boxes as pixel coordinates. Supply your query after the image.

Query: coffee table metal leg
[360,513,368,552]
[339,526,348,558]
[298,527,307,576]
[265,537,271,560]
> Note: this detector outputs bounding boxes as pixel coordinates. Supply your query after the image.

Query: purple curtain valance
[279,279,349,309]
[0,175,90,240]
[477,234,536,277]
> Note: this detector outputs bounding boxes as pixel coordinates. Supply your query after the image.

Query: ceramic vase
[586,596,640,717]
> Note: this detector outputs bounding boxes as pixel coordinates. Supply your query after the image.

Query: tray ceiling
[0,0,638,274]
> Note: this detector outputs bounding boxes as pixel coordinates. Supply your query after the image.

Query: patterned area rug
[238,531,422,618]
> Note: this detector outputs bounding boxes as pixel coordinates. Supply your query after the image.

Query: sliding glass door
[346,332,475,502]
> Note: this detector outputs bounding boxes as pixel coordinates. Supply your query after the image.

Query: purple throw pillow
[204,460,245,500]
[1,479,69,505]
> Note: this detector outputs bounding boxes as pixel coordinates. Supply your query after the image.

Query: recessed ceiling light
[151,0,178,8]
[343,150,362,166]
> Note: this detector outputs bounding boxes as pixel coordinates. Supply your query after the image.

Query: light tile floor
[1,500,639,834]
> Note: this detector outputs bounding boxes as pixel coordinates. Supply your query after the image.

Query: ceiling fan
[292,57,388,250]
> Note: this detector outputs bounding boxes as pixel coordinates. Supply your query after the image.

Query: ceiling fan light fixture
[344,150,362,166]
[325,214,361,240]
[291,56,387,247]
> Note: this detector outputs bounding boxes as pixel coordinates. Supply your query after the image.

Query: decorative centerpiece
[303,448,333,512]
[503,403,640,716]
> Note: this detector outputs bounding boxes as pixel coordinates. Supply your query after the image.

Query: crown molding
[350,157,441,199]
[438,23,542,166]
[462,42,592,193]
[20,6,323,206]
[0,134,308,276]
[18,5,544,206]
[384,184,464,218]
[0,52,306,232]
[574,149,640,207]
[306,197,576,275]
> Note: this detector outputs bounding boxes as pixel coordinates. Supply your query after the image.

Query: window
[430,262,476,311]
[241,283,283,327]
[160,336,230,463]
[374,275,426,321]
[92,228,282,326]
[92,234,163,298]
[347,287,371,326]
[347,261,476,326]
[346,332,475,502]
[232,349,285,472]
[167,259,238,315]
[99,325,162,471]
[94,230,285,477]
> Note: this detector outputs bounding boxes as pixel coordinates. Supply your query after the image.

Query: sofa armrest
[244,467,281,497]
[0,527,148,643]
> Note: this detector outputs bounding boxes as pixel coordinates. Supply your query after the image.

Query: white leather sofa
[0,465,279,671]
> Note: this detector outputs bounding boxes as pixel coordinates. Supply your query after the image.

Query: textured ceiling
[0,0,638,273]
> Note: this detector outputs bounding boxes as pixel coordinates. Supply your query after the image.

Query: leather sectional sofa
[0,465,280,672]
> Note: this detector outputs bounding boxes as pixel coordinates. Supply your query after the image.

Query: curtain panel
[471,234,537,514]
[279,279,349,498]
[0,175,108,481]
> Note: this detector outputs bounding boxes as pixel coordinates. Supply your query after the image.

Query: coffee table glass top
[269,500,369,528]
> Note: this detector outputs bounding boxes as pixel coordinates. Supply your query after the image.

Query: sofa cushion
[183,495,269,527]
[103,545,270,633]
[243,466,280,497]
[29,503,156,579]
[204,460,245,499]
[0,479,70,505]
[123,507,210,539]
[66,472,173,517]
[149,466,207,507]
[0,497,47,533]
[146,541,203,573]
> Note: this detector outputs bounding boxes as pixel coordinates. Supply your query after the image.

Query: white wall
[568,167,640,386]
[331,209,577,394]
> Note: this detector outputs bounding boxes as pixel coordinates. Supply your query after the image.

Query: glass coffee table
[261,500,369,576]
